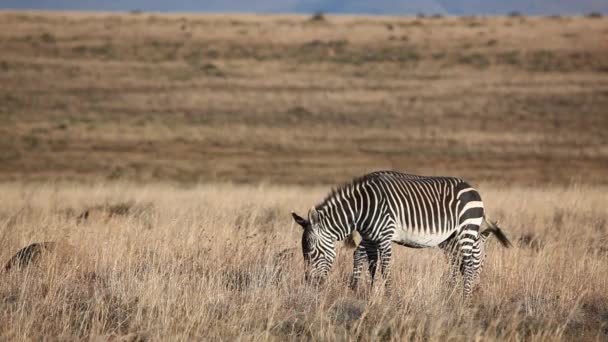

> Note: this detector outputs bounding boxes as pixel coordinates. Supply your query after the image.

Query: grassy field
[1,11,607,184]
[0,182,607,340]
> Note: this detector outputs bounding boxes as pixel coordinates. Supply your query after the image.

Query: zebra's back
[368,171,483,247]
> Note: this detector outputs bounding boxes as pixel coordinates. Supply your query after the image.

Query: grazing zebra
[291,171,511,297]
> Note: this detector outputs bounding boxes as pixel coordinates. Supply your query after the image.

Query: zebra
[291,170,511,297]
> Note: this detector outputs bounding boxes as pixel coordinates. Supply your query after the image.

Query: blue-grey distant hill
[1,0,606,15]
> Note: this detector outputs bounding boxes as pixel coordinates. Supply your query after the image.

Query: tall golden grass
[1,181,606,340]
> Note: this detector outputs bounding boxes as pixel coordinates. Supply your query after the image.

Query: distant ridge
[1,0,607,15]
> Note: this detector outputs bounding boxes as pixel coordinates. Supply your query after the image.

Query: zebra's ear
[309,207,320,224]
[291,212,308,229]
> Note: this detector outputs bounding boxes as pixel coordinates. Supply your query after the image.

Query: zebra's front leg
[363,241,379,284]
[378,240,393,292]
[350,243,367,290]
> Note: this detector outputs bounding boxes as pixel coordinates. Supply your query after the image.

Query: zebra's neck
[315,182,362,241]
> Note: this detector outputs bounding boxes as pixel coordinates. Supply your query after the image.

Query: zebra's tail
[343,230,361,249]
[481,218,512,248]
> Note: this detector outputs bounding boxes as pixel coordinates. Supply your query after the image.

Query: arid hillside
[1,11,607,184]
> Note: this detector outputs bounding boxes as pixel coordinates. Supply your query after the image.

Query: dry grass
[1,12,607,184]
[1,181,607,340]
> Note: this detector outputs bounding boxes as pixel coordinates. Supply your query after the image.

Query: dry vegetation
[1,11,607,184]
[1,182,607,340]
[1,10,608,341]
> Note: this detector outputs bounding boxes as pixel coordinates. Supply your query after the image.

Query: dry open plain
[1,11,607,184]
[1,10,608,341]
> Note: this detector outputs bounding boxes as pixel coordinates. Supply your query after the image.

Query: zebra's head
[292,208,336,284]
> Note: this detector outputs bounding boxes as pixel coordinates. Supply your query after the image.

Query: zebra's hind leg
[459,226,482,299]
[350,243,367,290]
[470,238,486,290]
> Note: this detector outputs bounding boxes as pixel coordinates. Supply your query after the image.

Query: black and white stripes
[292,171,511,297]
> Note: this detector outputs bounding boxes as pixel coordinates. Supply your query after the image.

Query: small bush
[517,233,544,252]
[199,63,225,77]
[309,11,326,22]
[107,202,132,217]
[587,12,602,19]
[457,52,490,69]
[40,32,55,44]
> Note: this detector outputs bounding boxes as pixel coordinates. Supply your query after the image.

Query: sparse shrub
[457,52,490,69]
[222,264,282,291]
[587,12,602,19]
[497,50,520,65]
[272,314,310,338]
[432,52,445,59]
[107,202,132,217]
[40,32,55,44]
[508,11,523,17]
[517,233,544,251]
[330,299,365,326]
[76,209,89,223]
[309,11,326,22]
[22,135,39,148]
[199,63,225,77]
[287,106,314,123]
[55,122,68,130]
[528,50,558,71]
[71,45,87,55]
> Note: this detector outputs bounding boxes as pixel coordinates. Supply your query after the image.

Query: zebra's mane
[315,172,385,211]
[314,171,429,212]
